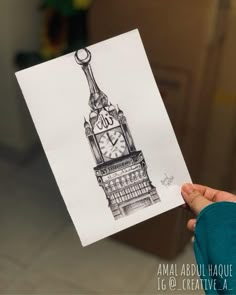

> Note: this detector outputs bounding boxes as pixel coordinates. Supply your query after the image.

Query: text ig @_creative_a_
[156,263,233,292]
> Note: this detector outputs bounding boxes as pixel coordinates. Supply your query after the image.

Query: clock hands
[106,132,114,145]
[113,134,122,146]
[106,132,122,146]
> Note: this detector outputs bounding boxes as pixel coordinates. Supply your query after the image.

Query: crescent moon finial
[74,48,91,65]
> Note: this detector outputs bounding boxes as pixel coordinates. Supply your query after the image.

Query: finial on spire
[75,48,91,66]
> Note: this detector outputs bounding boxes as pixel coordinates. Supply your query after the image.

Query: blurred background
[0,0,235,294]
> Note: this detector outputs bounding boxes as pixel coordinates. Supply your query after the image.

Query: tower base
[110,188,160,220]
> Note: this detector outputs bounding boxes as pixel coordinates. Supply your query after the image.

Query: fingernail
[191,236,195,243]
[182,183,194,194]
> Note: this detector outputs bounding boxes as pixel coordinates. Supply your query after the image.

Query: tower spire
[75,48,109,111]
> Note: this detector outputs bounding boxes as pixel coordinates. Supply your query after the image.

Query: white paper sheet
[16,29,191,246]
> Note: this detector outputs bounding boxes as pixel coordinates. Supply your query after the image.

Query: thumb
[181,183,212,215]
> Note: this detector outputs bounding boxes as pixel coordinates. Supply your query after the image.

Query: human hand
[181,183,236,234]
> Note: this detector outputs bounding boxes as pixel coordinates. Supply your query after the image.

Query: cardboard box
[201,0,236,191]
[88,0,234,258]
[88,0,222,177]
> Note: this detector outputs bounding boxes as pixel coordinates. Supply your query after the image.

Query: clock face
[99,130,126,159]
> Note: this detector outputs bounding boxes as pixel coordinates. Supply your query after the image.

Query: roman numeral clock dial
[99,130,126,159]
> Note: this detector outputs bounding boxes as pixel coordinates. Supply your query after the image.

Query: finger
[192,184,236,202]
[181,183,212,215]
[187,218,196,232]
[207,190,236,202]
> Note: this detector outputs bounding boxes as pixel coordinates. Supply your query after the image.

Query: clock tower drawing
[75,48,160,220]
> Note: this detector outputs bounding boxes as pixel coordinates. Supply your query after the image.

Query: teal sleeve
[194,202,236,294]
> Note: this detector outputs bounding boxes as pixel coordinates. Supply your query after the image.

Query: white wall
[0,0,41,151]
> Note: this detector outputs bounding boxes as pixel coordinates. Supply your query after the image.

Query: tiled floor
[0,153,203,294]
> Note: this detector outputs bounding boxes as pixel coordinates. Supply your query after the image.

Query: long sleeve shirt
[194,202,236,294]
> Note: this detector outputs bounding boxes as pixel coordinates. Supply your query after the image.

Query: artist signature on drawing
[161,173,174,187]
